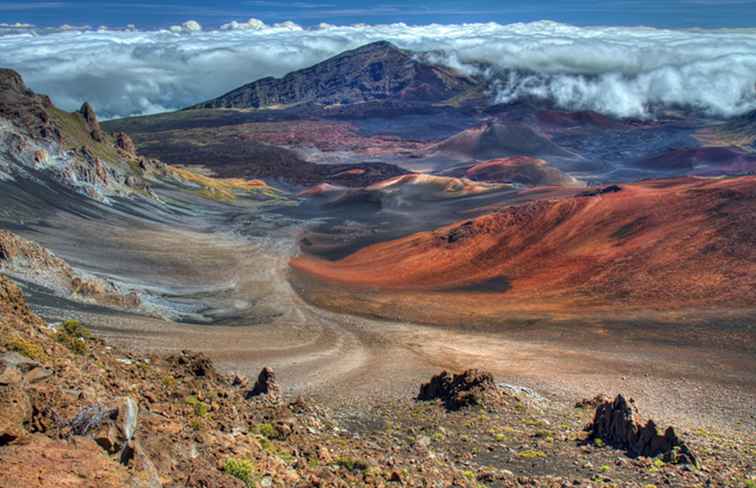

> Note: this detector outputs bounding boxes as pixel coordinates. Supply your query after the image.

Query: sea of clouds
[1,19,755,119]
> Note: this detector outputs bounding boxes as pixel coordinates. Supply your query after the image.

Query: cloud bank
[1,20,754,119]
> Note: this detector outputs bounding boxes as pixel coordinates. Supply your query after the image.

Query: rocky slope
[0,68,159,202]
[1,275,753,487]
[0,230,141,310]
[188,41,479,111]
[0,68,280,205]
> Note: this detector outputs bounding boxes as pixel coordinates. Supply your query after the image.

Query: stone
[246,367,280,400]
[23,366,53,384]
[168,350,217,379]
[114,132,137,156]
[417,369,500,410]
[0,365,22,386]
[587,394,697,465]
[0,384,31,445]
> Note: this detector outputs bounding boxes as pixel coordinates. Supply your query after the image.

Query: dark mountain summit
[188,41,479,110]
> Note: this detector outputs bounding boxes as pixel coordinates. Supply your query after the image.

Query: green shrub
[61,320,91,339]
[334,456,368,472]
[55,320,91,354]
[517,449,546,459]
[184,395,209,417]
[223,458,256,487]
[7,336,48,362]
[255,422,278,439]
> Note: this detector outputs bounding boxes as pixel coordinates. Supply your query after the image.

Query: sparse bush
[185,395,209,417]
[223,458,255,487]
[7,335,48,362]
[334,456,368,472]
[55,320,91,354]
[517,449,546,459]
[256,422,278,439]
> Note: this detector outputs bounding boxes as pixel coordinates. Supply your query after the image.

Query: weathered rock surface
[246,367,280,400]
[0,385,31,445]
[0,435,131,488]
[588,394,698,465]
[114,131,137,156]
[168,350,217,379]
[417,369,501,410]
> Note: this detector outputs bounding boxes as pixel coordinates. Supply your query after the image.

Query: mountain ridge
[187,41,480,111]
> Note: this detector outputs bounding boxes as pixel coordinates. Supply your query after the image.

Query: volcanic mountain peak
[188,40,479,110]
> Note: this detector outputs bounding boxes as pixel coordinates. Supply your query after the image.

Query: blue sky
[2,0,756,29]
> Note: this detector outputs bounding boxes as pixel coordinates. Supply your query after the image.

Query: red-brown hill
[291,176,756,312]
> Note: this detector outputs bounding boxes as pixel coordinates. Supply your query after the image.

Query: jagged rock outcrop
[0,68,59,142]
[246,367,280,400]
[588,394,698,465]
[79,102,105,142]
[189,41,478,110]
[417,369,501,410]
[114,131,137,156]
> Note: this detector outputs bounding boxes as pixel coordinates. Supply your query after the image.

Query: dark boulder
[587,394,697,465]
[417,369,500,411]
[246,367,280,400]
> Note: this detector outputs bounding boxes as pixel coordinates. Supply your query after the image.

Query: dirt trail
[19,205,756,436]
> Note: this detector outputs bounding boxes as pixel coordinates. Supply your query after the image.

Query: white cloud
[220,18,267,31]
[0,20,754,119]
[169,20,202,33]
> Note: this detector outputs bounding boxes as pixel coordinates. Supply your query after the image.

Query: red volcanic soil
[292,176,756,312]
[464,156,581,187]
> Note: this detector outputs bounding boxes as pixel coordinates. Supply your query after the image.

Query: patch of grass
[185,395,209,417]
[744,479,756,488]
[334,456,369,472]
[7,335,48,362]
[599,464,611,473]
[223,458,256,487]
[462,470,476,480]
[162,375,177,388]
[168,166,280,202]
[48,106,122,163]
[432,431,445,442]
[516,449,546,459]
[257,437,294,464]
[255,422,279,439]
[55,320,91,354]
[494,433,508,442]
[593,437,605,448]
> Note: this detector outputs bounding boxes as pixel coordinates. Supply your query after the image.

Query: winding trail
[21,203,756,435]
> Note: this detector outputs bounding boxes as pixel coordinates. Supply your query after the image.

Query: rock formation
[113,131,137,156]
[588,394,698,465]
[79,102,105,142]
[246,367,280,400]
[417,369,501,410]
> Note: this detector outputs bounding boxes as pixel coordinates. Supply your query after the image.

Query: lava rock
[417,369,500,410]
[587,394,697,465]
[0,384,32,445]
[246,367,280,400]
